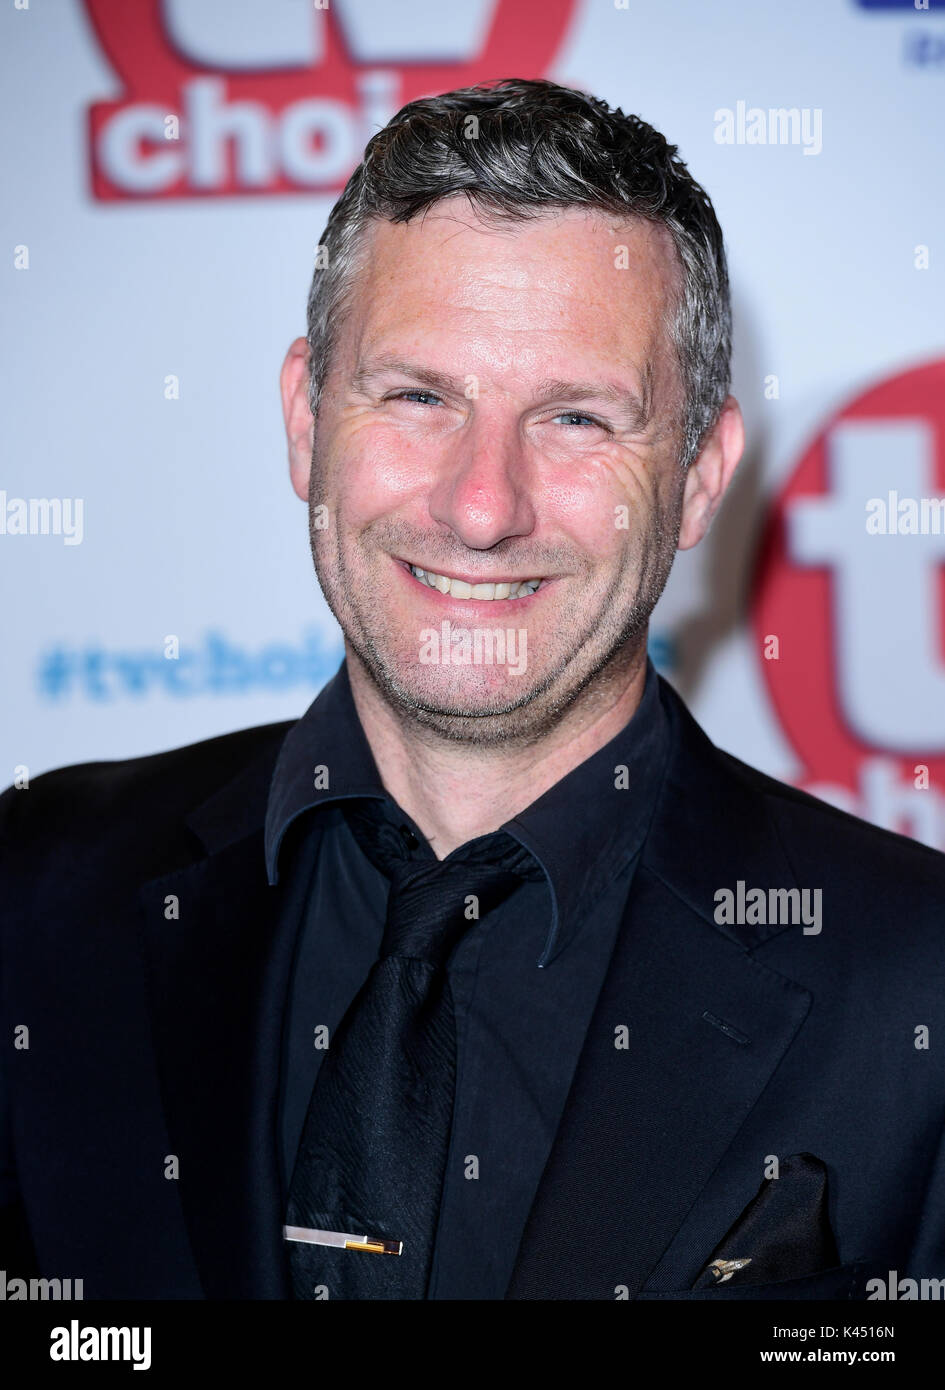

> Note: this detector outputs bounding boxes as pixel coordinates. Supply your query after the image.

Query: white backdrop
[2,0,943,846]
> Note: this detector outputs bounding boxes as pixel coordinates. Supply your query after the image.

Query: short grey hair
[305,78,731,470]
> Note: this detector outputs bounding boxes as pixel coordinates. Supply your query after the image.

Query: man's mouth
[406,563,543,601]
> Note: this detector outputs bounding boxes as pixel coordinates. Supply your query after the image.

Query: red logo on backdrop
[753,357,945,849]
[83,0,577,201]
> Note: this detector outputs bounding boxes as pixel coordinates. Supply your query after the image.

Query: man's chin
[385,667,540,721]
[355,649,559,741]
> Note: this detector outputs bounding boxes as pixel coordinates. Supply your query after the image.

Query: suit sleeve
[905,1109,945,1282]
[0,782,40,1274]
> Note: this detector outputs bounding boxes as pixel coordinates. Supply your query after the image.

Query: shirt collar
[265,656,670,967]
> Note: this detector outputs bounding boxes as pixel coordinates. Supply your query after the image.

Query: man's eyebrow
[351,355,655,433]
[351,356,459,398]
[532,366,654,433]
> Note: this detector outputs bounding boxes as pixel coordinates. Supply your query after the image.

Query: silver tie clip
[283,1224,403,1255]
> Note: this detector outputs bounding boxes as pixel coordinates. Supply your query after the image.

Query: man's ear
[280,337,315,503]
[677,395,745,551]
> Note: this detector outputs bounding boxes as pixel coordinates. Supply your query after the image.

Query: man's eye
[553,411,612,433]
[390,389,443,407]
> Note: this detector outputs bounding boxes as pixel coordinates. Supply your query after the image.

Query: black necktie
[284,804,534,1300]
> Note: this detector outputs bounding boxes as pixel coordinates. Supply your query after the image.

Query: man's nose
[426,419,537,550]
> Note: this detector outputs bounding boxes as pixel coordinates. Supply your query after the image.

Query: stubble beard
[308,467,682,750]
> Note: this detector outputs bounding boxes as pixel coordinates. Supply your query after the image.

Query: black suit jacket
[2,676,944,1300]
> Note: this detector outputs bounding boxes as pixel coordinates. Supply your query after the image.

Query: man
[2,78,944,1303]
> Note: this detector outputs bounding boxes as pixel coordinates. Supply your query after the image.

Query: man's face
[292,198,708,743]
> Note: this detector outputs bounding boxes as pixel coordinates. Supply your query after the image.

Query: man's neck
[346,644,649,859]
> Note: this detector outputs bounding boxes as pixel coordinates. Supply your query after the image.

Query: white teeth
[408,565,542,599]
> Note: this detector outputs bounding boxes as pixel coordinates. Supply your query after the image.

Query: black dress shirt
[264,656,670,1299]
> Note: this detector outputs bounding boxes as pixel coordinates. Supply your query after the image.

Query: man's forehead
[336,203,680,404]
[346,203,680,351]
[362,198,679,273]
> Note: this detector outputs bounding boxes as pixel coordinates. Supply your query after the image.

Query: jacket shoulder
[0,719,294,870]
[717,742,945,892]
[657,675,945,900]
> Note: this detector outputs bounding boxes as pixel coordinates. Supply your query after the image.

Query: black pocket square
[692,1153,839,1290]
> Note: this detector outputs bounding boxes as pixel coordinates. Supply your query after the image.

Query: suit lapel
[138,733,312,1299]
[506,681,814,1299]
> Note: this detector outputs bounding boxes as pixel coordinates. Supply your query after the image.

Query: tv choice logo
[753,358,945,850]
[36,628,344,701]
[83,0,577,201]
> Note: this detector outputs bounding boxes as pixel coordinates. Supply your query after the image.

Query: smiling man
[279,191,735,845]
[2,79,945,1304]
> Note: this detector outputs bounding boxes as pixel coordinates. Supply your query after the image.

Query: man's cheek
[347,444,435,516]
[550,482,640,552]
[563,450,659,520]
[599,448,664,501]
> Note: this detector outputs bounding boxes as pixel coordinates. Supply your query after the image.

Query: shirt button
[399,825,419,851]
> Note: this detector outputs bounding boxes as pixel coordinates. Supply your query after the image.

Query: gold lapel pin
[708,1257,752,1284]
